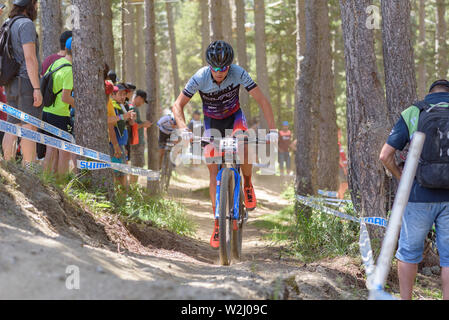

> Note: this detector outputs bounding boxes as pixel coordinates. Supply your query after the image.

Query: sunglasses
[210,65,230,73]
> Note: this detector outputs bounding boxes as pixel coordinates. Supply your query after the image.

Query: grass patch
[255,198,360,262]
[37,170,196,237]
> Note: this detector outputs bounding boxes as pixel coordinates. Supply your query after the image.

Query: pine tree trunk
[381,0,418,126]
[295,0,320,199]
[122,0,136,84]
[417,0,427,99]
[72,0,113,196]
[316,0,339,192]
[295,0,305,108]
[101,0,115,71]
[200,0,210,66]
[276,47,282,128]
[436,0,448,79]
[135,4,146,90]
[222,0,233,44]
[166,1,180,99]
[209,0,224,41]
[40,0,62,59]
[235,0,250,120]
[339,0,389,239]
[254,0,271,130]
[144,0,160,195]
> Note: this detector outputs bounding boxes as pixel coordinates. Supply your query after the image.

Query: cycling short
[159,131,171,149]
[203,108,248,160]
[204,108,248,138]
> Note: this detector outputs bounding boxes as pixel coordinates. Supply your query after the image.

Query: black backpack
[414,100,449,189]
[40,61,72,107]
[0,16,27,86]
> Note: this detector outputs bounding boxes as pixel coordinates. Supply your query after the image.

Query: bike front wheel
[219,168,234,266]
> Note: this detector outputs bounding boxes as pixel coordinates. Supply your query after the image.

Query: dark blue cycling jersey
[182,64,258,120]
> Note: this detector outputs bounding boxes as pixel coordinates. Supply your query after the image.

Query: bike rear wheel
[160,151,172,192]
[219,168,234,266]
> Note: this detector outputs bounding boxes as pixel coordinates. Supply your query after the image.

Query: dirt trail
[0,161,371,300]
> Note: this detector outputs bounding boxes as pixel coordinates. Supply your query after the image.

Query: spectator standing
[337,128,349,199]
[379,79,449,300]
[41,30,72,76]
[278,121,293,176]
[42,37,74,176]
[2,0,42,168]
[107,83,135,187]
[0,86,7,156]
[188,110,204,137]
[129,89,152,185]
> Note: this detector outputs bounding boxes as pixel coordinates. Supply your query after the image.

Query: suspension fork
[215,165,242,221]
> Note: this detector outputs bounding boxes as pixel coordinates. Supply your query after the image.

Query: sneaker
[210,220,220,249]
[244,184,257,211]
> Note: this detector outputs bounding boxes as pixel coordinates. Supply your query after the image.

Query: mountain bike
[160,142,175,193]
[195,135,264,266]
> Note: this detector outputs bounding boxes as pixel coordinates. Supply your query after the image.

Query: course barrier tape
[0,103,75,143]
[296,193,390,297]
[77,160,111,170]
[318,189,339,198]
[0,119,160,180]
[296,195,388,228]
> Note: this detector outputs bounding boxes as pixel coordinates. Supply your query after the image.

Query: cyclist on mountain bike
[157,110,177,168]
[172,40,278,249]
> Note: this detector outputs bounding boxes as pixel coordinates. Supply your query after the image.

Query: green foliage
[38,170,196,237]
[112,184,196,237]
[255,199,360,263]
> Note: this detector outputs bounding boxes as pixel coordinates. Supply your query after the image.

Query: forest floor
[0,161,443,300]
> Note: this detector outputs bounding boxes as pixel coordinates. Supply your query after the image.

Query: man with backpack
[41,37,73,176]
[379,79,449,300]
[0,0,42,168]
[41,30,72,76]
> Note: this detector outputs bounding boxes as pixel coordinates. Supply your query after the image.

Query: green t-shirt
[43,57,73,117]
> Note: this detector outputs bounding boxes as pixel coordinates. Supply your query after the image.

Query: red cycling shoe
[244,184,257,211]
[210,219,220,249]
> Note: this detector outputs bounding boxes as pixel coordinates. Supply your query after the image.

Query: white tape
[296,193,389,297]
[0,103,75,143]
[0,119,159,180]
[296,195,388,228]
[77,160,111,170]
[318,189,339,198]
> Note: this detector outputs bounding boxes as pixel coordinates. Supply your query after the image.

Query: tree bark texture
[166,1,181,99]
[41,0,63,59]
[295,0,320,198]
[254,0,271,130]
[316,0,339,192]
[339,0,389,229]
[72,0,113,194]
[144,0,160,195]
[101,0,115,71]
[234,0,251,120]
[381,0,418,126]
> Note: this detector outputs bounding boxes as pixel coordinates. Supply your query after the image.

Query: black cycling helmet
[206,40,234,69]
[13,0,32,7]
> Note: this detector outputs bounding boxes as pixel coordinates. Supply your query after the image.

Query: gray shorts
[5,77,42,125]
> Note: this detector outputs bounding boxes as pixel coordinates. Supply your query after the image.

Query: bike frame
[215,165,242,221]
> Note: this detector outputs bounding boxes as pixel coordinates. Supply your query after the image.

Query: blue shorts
[396,202,449,267]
